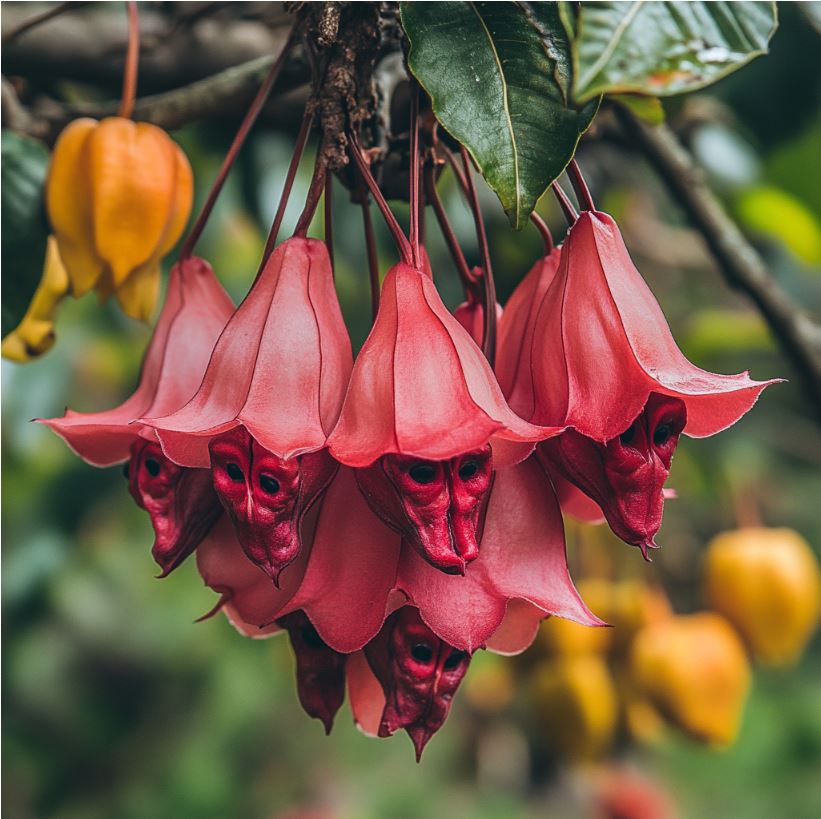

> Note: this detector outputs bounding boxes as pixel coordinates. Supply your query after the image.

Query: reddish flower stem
[359,176,381,321]
[408,84,421,269]
[530,211,555,254]
[551,182,578,225]
[261,105,315,265]
[293,151,328,238]
[460,146,497,365]
[424,161,475,292]
[118,1,139,119]
[324,168,334,272]
[567,158,595,211]
[180,26,297,261]
[349,130,413,265]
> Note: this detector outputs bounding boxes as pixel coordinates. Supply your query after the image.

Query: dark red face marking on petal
[538,393,686,559]
[209,427,337,585]
[126,439,222,576]
[278,610,347,734]
[354,446,493,575]
[365,607,471,760]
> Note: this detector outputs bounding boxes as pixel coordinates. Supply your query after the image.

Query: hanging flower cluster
[37,20,778,760]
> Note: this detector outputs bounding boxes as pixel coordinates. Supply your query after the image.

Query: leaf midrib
[468,1,521,227]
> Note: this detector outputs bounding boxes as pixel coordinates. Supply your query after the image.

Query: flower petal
[279,467,402,653]
[147,237,352,466]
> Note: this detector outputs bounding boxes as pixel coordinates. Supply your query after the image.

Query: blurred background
[3,3,821,818]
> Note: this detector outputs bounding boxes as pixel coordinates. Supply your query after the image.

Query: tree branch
[615,105,821,420]
[5,50,310,145]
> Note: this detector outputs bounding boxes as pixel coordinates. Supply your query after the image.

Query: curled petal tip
[194,590,231,623]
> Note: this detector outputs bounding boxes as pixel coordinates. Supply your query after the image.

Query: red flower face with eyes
[278,610,347,734]
[209,427,337,585]
[539,394,687,558]
[126,439,222,576]
[355,446,493,574]
[365,607,471,760]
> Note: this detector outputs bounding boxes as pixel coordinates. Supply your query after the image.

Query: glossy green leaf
[401,1,597,229]
[570,1,778,103]
[2,130,50,337]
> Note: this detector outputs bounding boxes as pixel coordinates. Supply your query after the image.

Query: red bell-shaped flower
[363,606,471,760]
[40,257,234,574]
[497,213,777,554]
[278,610,347,734]
[511,211,777,441]
[143,237,352,583]
[328,262,559,574]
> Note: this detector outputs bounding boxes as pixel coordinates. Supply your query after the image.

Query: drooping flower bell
[328,261,559,574]
[46,117,193,320]
[498,210,778,556]
[279,610,347,734]
[143,237,353,584]
[363,606,471,760]
[40,256,234,574]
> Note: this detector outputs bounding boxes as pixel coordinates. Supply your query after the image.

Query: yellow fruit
[2,236,69,362]
[463,654,515,714]
[46,117,193,320]
[537,578,613,656]
[703,527,821,666]
[530,654,618,761]
[631,612,750,746]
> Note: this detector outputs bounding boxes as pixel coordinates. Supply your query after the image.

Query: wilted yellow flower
[530,654,618,761]
[703,527,821,666]
[630,612,750,746]
[46,117,193,321]
[2,236,69,363]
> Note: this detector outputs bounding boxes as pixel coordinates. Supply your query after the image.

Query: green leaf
[2,130,51,337]
[612,94,666,125]
[401,1,597,229]
[570,1,778,104]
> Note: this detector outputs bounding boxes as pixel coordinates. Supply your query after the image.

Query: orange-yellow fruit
[630,612,750,746]
[703,527,821,666]
[530,654,618,761]
[46,117,193,320]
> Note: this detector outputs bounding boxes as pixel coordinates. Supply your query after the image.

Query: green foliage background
[3,5,821,818]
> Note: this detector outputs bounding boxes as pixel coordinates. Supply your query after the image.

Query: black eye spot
[619,424,636,446]
[259,474,280,494]
[409,463,437,485]
[226,463,244,482]
[301,625,324,649]
[122,462,130,479]
[144,457,161,477]
[443,650,467,670]
[458,460,479,480]
[411,643,434,663]
[653,424,671,446]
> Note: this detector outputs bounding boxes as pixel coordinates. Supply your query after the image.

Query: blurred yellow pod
[463,654,516,714]
[537,578,671,659]
[703,527,821,666]
[2,236,69,363]
[529,655,618,761]
[45,117,193,320]
[630,612,750,747]
[537,579,614,657]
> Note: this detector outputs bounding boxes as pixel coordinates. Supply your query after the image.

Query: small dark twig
[2,1,91,44]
